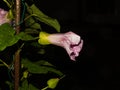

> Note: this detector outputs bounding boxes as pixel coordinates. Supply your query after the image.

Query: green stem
[60,75,66,80]
[24,14,37,21]
[41,86,49,90]
[0,59,9,68]
[0,64,4,66]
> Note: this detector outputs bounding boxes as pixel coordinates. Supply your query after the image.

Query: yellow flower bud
[38,31,51,45]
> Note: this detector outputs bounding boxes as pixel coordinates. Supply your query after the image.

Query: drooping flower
[38,31,83,61]
[0,8,10,25]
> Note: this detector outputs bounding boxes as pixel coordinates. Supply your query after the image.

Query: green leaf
[35,60,54,67]
[25,16,41,30]
[0,23,20,51]
[30,42,43,48]
[25,28,39,34]
[27,4,60,32]
[47,78,59,89]
[21,59,63,76]
[19,79,28,90]
[18,32,38,41]
[28,84,39,90]
[19,80,39,90]
[6,81,14,90]
[23,71,29,79]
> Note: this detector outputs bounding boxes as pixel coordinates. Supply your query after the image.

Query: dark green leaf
[35,60,54,66]
[28,84,39,90]
[25,16,41,30]
[19,79,28,90]
[18,32,38,41]
[25,28,39,34]
[6,81,14,90]
[27,4,60,32]
[19,80,39,90]
[21,59,63,76]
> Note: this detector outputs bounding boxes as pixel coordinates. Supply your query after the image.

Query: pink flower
[38,31,83,61]
[0,8,10,25]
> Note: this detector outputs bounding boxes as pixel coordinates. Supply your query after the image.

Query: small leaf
[7,9,14,20]
[47,78,59,89]
[23,71,29,79]
[27,4,60,32]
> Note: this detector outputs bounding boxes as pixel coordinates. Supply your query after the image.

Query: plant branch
[14,0,21,90]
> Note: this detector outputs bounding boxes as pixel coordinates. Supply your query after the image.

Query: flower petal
[38,31,83,61]
[0,8,10,25]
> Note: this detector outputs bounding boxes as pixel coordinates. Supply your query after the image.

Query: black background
[0,0,118,90]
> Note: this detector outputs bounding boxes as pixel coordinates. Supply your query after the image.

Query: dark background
[35,0,116,90]
[0,0,118,90]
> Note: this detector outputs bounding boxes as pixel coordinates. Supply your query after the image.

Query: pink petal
[46,31,83,61]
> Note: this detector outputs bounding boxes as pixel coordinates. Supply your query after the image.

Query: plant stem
[15,0,21,34]
[41,86,49,90]
[14,0,21,90]
[0,59,9,68]
[14,50,20,90]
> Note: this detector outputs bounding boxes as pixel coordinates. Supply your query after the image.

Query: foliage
[0,0,64,90]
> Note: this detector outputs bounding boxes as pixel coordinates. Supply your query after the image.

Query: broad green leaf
[47,78,59,89]
[21,59,63,76]
[27,4,60,32]
[28,84,39,90]
[0,23,20,51]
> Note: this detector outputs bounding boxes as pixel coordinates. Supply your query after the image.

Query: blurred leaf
[37,49,45,54]
[25,16,41,30]
[19,79,28,90]
[27,4,60,32]
[6,81,14,90]
[28,84,39,90]
[30,42,43,47]
[21,59,63,76]
[35,60,54,67]
[18,32,38,41]
[7,9,14,20]
[19,80,39,90]
[47,78,59,89]
[25,28,39,34]
[23,71,29,79]
[0,23,20,51]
